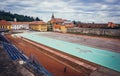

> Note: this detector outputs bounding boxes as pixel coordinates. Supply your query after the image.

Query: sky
[0,0,120,23]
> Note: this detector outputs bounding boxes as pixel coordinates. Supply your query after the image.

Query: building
[63,20,74,28]
[108,22,117,28]
[48,13,65,31]
[77,23,108,28]
[29,21,47,31]
[60,25,67,33]
[77,22,118,28]
[0,20,12,31]
[53,24,61,32]
[47,21,53,31]
[49,13,74,33]
[10,22,30,30]
[62,20,74,33]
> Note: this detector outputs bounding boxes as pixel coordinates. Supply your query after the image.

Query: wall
[0,25,11,30]
[60,26,67,33]
[67,27,120,37]
[29,24,47,32]
[40,25,47,32]
[12,24,29,30]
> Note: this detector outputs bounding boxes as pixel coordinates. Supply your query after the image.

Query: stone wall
[67,27,120,37]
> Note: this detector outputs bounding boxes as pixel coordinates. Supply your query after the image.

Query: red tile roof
[10,22,31,25]
[53,24,61,29]
[65,23,74,28]
[51,18,65,23]
[0,20,11,25]
[30,21,46,25]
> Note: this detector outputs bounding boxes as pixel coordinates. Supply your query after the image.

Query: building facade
[29,21,47,31]
[49,13,74,33]
[10,22,30,30]
[0,20,11,30]
[77,22,118,28]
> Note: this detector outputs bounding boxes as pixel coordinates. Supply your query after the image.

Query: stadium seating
[0,34,10,43]
[29,59,52,76]
[0,34,52,76]
[2,42,27,61]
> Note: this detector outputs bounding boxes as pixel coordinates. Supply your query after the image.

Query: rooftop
[0,20,11,25]
[30,21,46,25]
[10,22,31,25]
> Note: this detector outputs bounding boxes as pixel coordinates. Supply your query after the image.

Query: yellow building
[49,13,74,33]
[53,24,67,33]
[29,21,47,31]
[0,20,12,30]
[60,26,67,33]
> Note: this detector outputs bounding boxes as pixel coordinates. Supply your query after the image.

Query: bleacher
[0,34,10,43]
[0,34,52,76]
[2,42,27,61]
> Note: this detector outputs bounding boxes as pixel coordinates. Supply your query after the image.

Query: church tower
[51,13,54,19]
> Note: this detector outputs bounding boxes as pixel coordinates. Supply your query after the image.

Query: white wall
[12,24,29,30]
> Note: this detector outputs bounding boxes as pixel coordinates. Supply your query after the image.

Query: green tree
[0,10,41,22]
[35,17,40,21]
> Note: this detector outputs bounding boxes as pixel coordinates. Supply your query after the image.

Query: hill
[0,10,41,22]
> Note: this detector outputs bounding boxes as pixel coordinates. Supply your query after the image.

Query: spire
[51,13,54,19]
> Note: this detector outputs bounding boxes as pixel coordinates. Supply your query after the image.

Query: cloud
[105,0,118,3]
[0,0,120,23]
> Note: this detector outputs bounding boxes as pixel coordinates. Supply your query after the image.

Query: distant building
[77,22,117,28]
[53,24,61,32]
[0,20,11,30]
[63,20,74,28]
[29,21,47,31]
[10,22,30,30]
[48,13,74,33]
[47,21,53,31]
[108,22,117,28]
[77,23,108,28]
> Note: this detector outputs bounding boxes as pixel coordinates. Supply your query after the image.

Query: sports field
[16,32,120,72]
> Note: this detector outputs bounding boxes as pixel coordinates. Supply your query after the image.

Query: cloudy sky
[0,0,120,23]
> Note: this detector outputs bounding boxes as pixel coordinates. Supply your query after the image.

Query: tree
[0,10,41,22]
[73,20,77,27]
[35,17,40,21]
